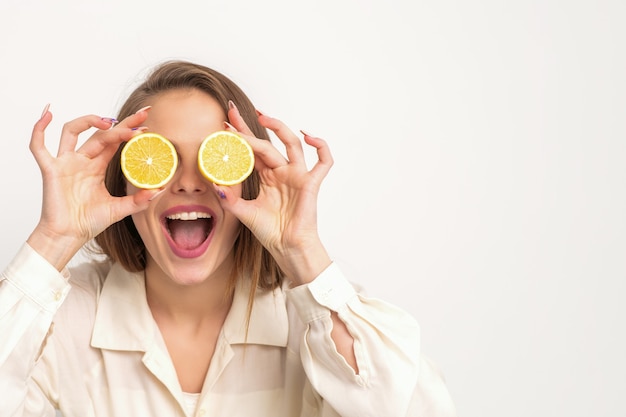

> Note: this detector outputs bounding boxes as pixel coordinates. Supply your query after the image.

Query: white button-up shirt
[0,244,456,416]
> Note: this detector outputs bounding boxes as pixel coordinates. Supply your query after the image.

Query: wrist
[27,226,85,271]
[276,240,332,286]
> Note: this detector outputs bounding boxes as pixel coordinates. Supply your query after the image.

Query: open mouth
[162,210,214,257]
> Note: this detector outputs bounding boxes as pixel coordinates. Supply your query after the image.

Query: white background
[1,0,625,416]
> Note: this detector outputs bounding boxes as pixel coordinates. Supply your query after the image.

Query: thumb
[110,189,163,223]
[212,184,255,226]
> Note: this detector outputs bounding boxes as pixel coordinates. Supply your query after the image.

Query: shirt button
[53,291,62,301]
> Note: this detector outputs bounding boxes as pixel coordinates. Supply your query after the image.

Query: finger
[109,189,162,223]
[79,105,150,157]
[247,133,289,170]
[303,133,334,181]
[76,126,136,160]
[227,101,255,136]
[224,121,286,170]
[211,183,253,224]
[57,115,119,156]
[257,113,306,166]
[85,107,152,160]
[29,105,54,166]
[113,106,151,130]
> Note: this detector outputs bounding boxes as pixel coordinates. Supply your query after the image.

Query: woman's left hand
[216,104,333,285]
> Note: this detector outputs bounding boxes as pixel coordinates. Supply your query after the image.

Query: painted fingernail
[101,117,119,124]
[300,130,314,137]
[135,105,152,114]
[223,121,236,130]
[149,188,166,201]
[217,188,226,199]
[255,109,265,117]
[131,126,148,133]
[40,103,50,119]
[228,100,237,111]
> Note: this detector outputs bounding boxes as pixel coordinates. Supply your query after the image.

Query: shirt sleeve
[0,243,69,416]
[287,263,457,417]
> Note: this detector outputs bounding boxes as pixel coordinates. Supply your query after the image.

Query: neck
[144,261,235,325]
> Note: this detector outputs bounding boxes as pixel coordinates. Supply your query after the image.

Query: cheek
[131,212,149,238]
[221,212,242,246]
[130,202,159,239]
[127,184,150,243]
[223,185,243,239]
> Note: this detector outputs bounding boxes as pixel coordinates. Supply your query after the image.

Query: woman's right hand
[26,106,157,271]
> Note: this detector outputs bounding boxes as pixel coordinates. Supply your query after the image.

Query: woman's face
[129,89,242,286]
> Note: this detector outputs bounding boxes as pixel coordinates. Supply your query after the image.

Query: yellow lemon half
[121,132,178,189]
[198,130,255,186]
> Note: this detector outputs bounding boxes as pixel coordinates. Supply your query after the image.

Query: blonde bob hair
[94,61,283,299]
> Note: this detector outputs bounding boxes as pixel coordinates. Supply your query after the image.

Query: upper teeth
[166,212,212,220]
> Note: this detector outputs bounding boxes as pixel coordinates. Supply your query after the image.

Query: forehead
[144,89,226,147]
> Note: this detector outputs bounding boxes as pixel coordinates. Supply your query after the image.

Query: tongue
[168,220,209,250]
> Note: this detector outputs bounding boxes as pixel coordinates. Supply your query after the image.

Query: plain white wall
[1,0,625,416]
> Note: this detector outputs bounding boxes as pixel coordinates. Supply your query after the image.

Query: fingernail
[135,105,152,114]
[223,121,236,130]
[217,188,226,199]
[228,100,237,111]
[40,103,50,119]
[255,109,265,117]
[101,117,119,125]
[131,126,148,132]
[149,188,166,201]
[300,129,314,137]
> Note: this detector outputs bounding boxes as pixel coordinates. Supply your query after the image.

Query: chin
[156,253,234,287]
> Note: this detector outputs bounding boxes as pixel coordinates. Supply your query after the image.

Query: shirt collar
[90,263,288,351]
[221,275,289,346]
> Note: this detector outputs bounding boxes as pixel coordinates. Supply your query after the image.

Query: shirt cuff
[287,262,358,323]
[1,243,71,313]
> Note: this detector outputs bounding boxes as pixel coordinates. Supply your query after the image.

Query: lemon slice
[121,132,178,189]
[198,130,255,186]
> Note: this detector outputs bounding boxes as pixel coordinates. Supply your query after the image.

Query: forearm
[288,264,423,416]
[330,311,358,373]
[0,244,68,413]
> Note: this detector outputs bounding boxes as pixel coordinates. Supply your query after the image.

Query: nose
[170,158,208,194]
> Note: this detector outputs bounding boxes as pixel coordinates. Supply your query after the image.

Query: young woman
[0,61,456,416]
